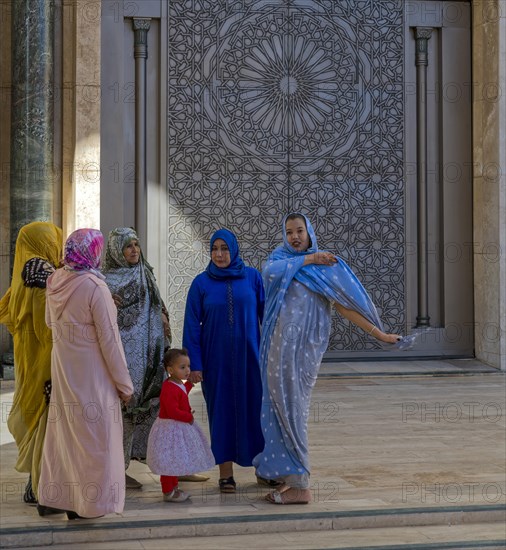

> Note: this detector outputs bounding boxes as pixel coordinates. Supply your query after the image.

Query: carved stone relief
[167,0,405,350]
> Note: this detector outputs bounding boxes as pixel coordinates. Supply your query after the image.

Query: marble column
[10,0,54,252]
[414,27,432,328]
[132,17,151,252]
[472,0,506,370]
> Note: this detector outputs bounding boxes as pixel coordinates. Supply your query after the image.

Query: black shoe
[66,510,104,520]
[23,476,37,505]
[37,504,65,516]
[125,473,142,489]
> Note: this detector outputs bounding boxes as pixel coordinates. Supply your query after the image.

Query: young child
[146,348,215,502]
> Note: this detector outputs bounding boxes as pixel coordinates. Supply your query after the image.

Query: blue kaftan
[183,267,265,466]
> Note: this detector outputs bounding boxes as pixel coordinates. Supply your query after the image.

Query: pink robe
[38,269,133,517]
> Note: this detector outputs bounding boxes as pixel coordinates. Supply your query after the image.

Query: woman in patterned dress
[103,227,170,488]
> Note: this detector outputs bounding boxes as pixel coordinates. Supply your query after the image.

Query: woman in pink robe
[38,229,133,519]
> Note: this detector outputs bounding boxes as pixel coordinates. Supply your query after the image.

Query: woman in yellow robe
[0,222,62,502]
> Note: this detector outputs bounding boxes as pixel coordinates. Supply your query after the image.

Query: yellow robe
[0,222,62,498]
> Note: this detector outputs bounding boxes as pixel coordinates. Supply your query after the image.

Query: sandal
[265,487,311,505]
[256,475,284,488]
[219,476,236,493]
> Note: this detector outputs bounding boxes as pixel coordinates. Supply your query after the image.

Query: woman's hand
[334,304,402,345]
[304,252,337,266]
[188,370,203,384]
[162,312,172,341]
[375,330,402,344]
[119,392,133,404]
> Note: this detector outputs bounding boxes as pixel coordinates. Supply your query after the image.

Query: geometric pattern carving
[167,1,405,351]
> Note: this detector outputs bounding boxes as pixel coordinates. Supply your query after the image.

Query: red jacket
[158,379,194,423]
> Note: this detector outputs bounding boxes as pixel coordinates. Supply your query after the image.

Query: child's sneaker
[163,488,190,502]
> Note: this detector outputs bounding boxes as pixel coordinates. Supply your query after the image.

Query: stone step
[2,504,504,548]
[34,526,506,550]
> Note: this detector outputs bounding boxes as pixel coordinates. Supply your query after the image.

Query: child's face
[285,218,310,252]
[167,355,191,382]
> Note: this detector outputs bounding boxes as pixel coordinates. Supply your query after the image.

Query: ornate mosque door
[101,1,474,359]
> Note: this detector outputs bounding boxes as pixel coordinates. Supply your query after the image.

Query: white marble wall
[472,0,506,370]
[62,0,101,235]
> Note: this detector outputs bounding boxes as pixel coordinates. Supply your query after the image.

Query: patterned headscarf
[103,227,162,308]
[206,228,245,279]
[63,228,104,280]
[104,227,140,269]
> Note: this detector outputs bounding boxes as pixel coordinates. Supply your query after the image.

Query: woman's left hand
[305,252,337,266]
[188,371,203,384]
[119,392,133,404]
[379,332,402,344]
[162,312,172,341]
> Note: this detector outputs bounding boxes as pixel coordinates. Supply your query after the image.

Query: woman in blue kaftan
[183,229,267,493]
[253,214,402,505]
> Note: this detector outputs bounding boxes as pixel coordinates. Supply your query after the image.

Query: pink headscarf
[63,228,105,280]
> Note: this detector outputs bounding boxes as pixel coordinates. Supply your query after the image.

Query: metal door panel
[100,1,474,357]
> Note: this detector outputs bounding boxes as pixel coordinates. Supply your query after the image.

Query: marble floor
[1,359,505,548]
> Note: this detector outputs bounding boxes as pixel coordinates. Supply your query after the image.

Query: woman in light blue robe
[253,213,402,505]
[183,229,267,492]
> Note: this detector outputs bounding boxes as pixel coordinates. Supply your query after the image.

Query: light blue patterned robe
[253,214,395,486]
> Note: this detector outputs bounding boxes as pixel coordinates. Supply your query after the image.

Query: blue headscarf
[262,213,382,336]
[262,213,417,350]
[206,228,246,279]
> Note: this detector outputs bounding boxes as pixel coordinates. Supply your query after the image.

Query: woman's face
[285,218,310,252]
[123,239,141,265]
[211,238,231,269]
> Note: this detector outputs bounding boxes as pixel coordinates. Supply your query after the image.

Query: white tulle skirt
[146,418,215,476]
